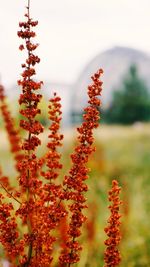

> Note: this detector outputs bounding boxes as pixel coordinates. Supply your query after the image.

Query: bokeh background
[1,0,150,123]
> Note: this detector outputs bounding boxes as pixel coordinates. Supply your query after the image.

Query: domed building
[70,46,150,124]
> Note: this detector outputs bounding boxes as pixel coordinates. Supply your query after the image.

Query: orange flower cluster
[34,94,67,265]
[42,93,63,182]
[104,180,122,267]
[0,1,104,266]
[16,2,46,265]
[59,69,103,265]
[17,2,43,153]
[0,85,23,165]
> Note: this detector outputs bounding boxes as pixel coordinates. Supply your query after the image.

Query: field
[58,124,150,266]
[1,124,150,266]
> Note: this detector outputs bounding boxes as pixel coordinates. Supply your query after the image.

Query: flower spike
[104,180,122,267]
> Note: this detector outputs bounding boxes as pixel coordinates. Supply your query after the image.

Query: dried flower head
[0,1,104,266]
[0,85,23,166]
[59,69,103,265]
[104,180,122,267]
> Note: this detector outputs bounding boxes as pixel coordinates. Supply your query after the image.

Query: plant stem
[26,0,33,265]
[0,183,22,205]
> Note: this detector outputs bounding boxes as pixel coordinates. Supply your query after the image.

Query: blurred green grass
[1,124,150,266]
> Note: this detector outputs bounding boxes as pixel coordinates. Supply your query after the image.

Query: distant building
[5,46,150,126]
[70,46,150,124]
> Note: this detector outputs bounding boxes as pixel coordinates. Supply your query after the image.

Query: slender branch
[18,0,43,264]
[0,182,21,205]
[26,0,33,265]
[27,0,30,13]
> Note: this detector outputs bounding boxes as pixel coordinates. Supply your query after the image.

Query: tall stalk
[17,0,43,264]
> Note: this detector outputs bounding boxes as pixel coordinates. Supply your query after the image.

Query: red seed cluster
[17,5,43,153]
[42,93,63,182]
[17,2,44,190]
[0,85,23,165]
[59,69,103,265]
[15,3,46,266]
[37,93,67,263]
[0,193,25,261]
[104,180,122,267]
[41,93,64,206]
[0,1,104,266]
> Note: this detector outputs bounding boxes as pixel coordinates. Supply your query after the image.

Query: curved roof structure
[71,46,150,112]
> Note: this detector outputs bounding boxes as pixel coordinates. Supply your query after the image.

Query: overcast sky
[0,0,150,87]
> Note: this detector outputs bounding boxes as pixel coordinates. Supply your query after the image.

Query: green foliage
[105,65,150,124]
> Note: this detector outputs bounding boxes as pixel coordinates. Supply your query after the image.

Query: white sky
[0,0,150,87]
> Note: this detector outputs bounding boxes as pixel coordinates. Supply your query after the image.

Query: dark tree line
[104,65,150,124]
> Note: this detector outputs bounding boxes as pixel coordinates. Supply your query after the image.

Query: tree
[105,65,150,124]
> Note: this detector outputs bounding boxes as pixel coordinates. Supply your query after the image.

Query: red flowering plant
[0,1,104,266]
[104,180,122,267]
